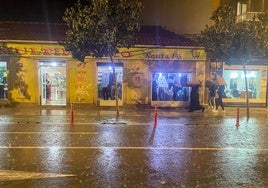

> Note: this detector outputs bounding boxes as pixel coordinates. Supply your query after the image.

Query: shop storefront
[222,64,267,106]
[3,23,268,108]
[4,45,268,107]
[97,62,124,106]
[39,61,66,106]
[1,41,207,107]
[1,43,73,106]
[149,60,198,108]
[96,47,207,108]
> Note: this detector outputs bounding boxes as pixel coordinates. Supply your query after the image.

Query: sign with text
[3,43,206,61]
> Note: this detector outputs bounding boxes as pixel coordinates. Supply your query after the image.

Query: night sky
[0,0,79,23]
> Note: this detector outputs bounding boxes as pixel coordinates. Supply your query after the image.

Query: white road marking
[0,132,99,135]
[0,170,75,181]
[0,121,252,126]
[0,146,267,152]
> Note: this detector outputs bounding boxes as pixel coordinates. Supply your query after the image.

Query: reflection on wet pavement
[0,107,267,187]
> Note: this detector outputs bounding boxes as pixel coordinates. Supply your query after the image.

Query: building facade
[1,0,268,108]
[0,22,206,108]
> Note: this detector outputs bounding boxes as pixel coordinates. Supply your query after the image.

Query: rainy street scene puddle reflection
[0,106,267,187]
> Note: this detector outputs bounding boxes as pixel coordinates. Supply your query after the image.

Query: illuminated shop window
[97,63,123,100]
[0,61,8,99]
[223,70,261,99]
[151,72,191,102]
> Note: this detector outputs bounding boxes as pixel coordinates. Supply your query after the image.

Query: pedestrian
[217,75,226,98]
[46,78,51,103]
[188,80,205,112]
[206,74,217,110]
[0,82,4,99]
[215,86,224,111]
[215,74,226,112]
[208,83,217,110]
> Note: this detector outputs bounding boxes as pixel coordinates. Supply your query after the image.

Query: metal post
[235,106,239,128]
[70,103,74,125]
[154,104,158,126]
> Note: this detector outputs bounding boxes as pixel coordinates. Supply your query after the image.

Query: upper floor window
[237,2,247,16]
[236,0,267,22]
[237,2,248,22]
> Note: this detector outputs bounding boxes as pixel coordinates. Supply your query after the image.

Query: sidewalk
[0,104,267,127]
[0,103,267,117]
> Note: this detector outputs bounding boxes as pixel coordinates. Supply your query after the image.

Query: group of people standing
[207,74,226,112]
[187,73,226,112]
[100,72,123,100]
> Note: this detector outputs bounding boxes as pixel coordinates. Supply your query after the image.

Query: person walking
[215,75,226,112]
[208,83,217,110]
[215,86,224,111]
[217,75,226,98]
[188,80,205,112]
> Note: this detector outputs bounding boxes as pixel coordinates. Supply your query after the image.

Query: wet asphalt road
[0,106,267,188]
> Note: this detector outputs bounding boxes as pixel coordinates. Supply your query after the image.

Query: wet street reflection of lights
[147,149,189,186]
[0,106,268,187]
[215,117,264,186]
[97,148,119,175]
[0,135,9,169]
[38,127,69,173]
[96,125,123,183]
[41,147,66,173]
[147,122,191,186]
[217,150,259,186]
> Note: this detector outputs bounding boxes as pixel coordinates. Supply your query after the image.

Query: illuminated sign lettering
[0,46,71,56]
[145,52,182,59]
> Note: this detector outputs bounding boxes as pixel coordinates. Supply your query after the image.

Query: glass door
[39,62,66,106]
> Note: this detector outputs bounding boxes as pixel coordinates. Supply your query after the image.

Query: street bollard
[154,104,158,126]
[70,103,74,125]
[235,106,239,128]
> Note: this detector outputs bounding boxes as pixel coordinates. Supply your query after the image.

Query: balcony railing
[236,12,260,22]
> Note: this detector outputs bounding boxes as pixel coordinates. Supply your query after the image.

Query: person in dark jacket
[188,81,205,112]
[215,86,225,111]
[208,83,217,110]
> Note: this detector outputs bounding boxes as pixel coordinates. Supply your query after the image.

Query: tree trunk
[243,62,250,121]
[109,54,120,117]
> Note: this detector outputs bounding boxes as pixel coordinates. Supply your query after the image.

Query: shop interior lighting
[241,71,256,78]
[230,72,238,78]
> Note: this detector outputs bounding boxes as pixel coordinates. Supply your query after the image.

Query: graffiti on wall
[10,58,33,101]
[126,61,148,104]
[74,63,91,102]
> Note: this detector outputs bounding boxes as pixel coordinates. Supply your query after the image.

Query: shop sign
[115,48,206,61]
[145,52,182,59]
[0,46,71,56]
[2,43,205,61]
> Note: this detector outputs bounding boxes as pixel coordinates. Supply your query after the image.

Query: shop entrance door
[39,62,66,106]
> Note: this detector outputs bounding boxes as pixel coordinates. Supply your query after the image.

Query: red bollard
[154,105,158,126]
[235,106,239,128]
[70,103,74,125]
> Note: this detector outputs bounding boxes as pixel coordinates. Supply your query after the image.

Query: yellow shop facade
[2,23,268,108]
[0,41,206,107]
